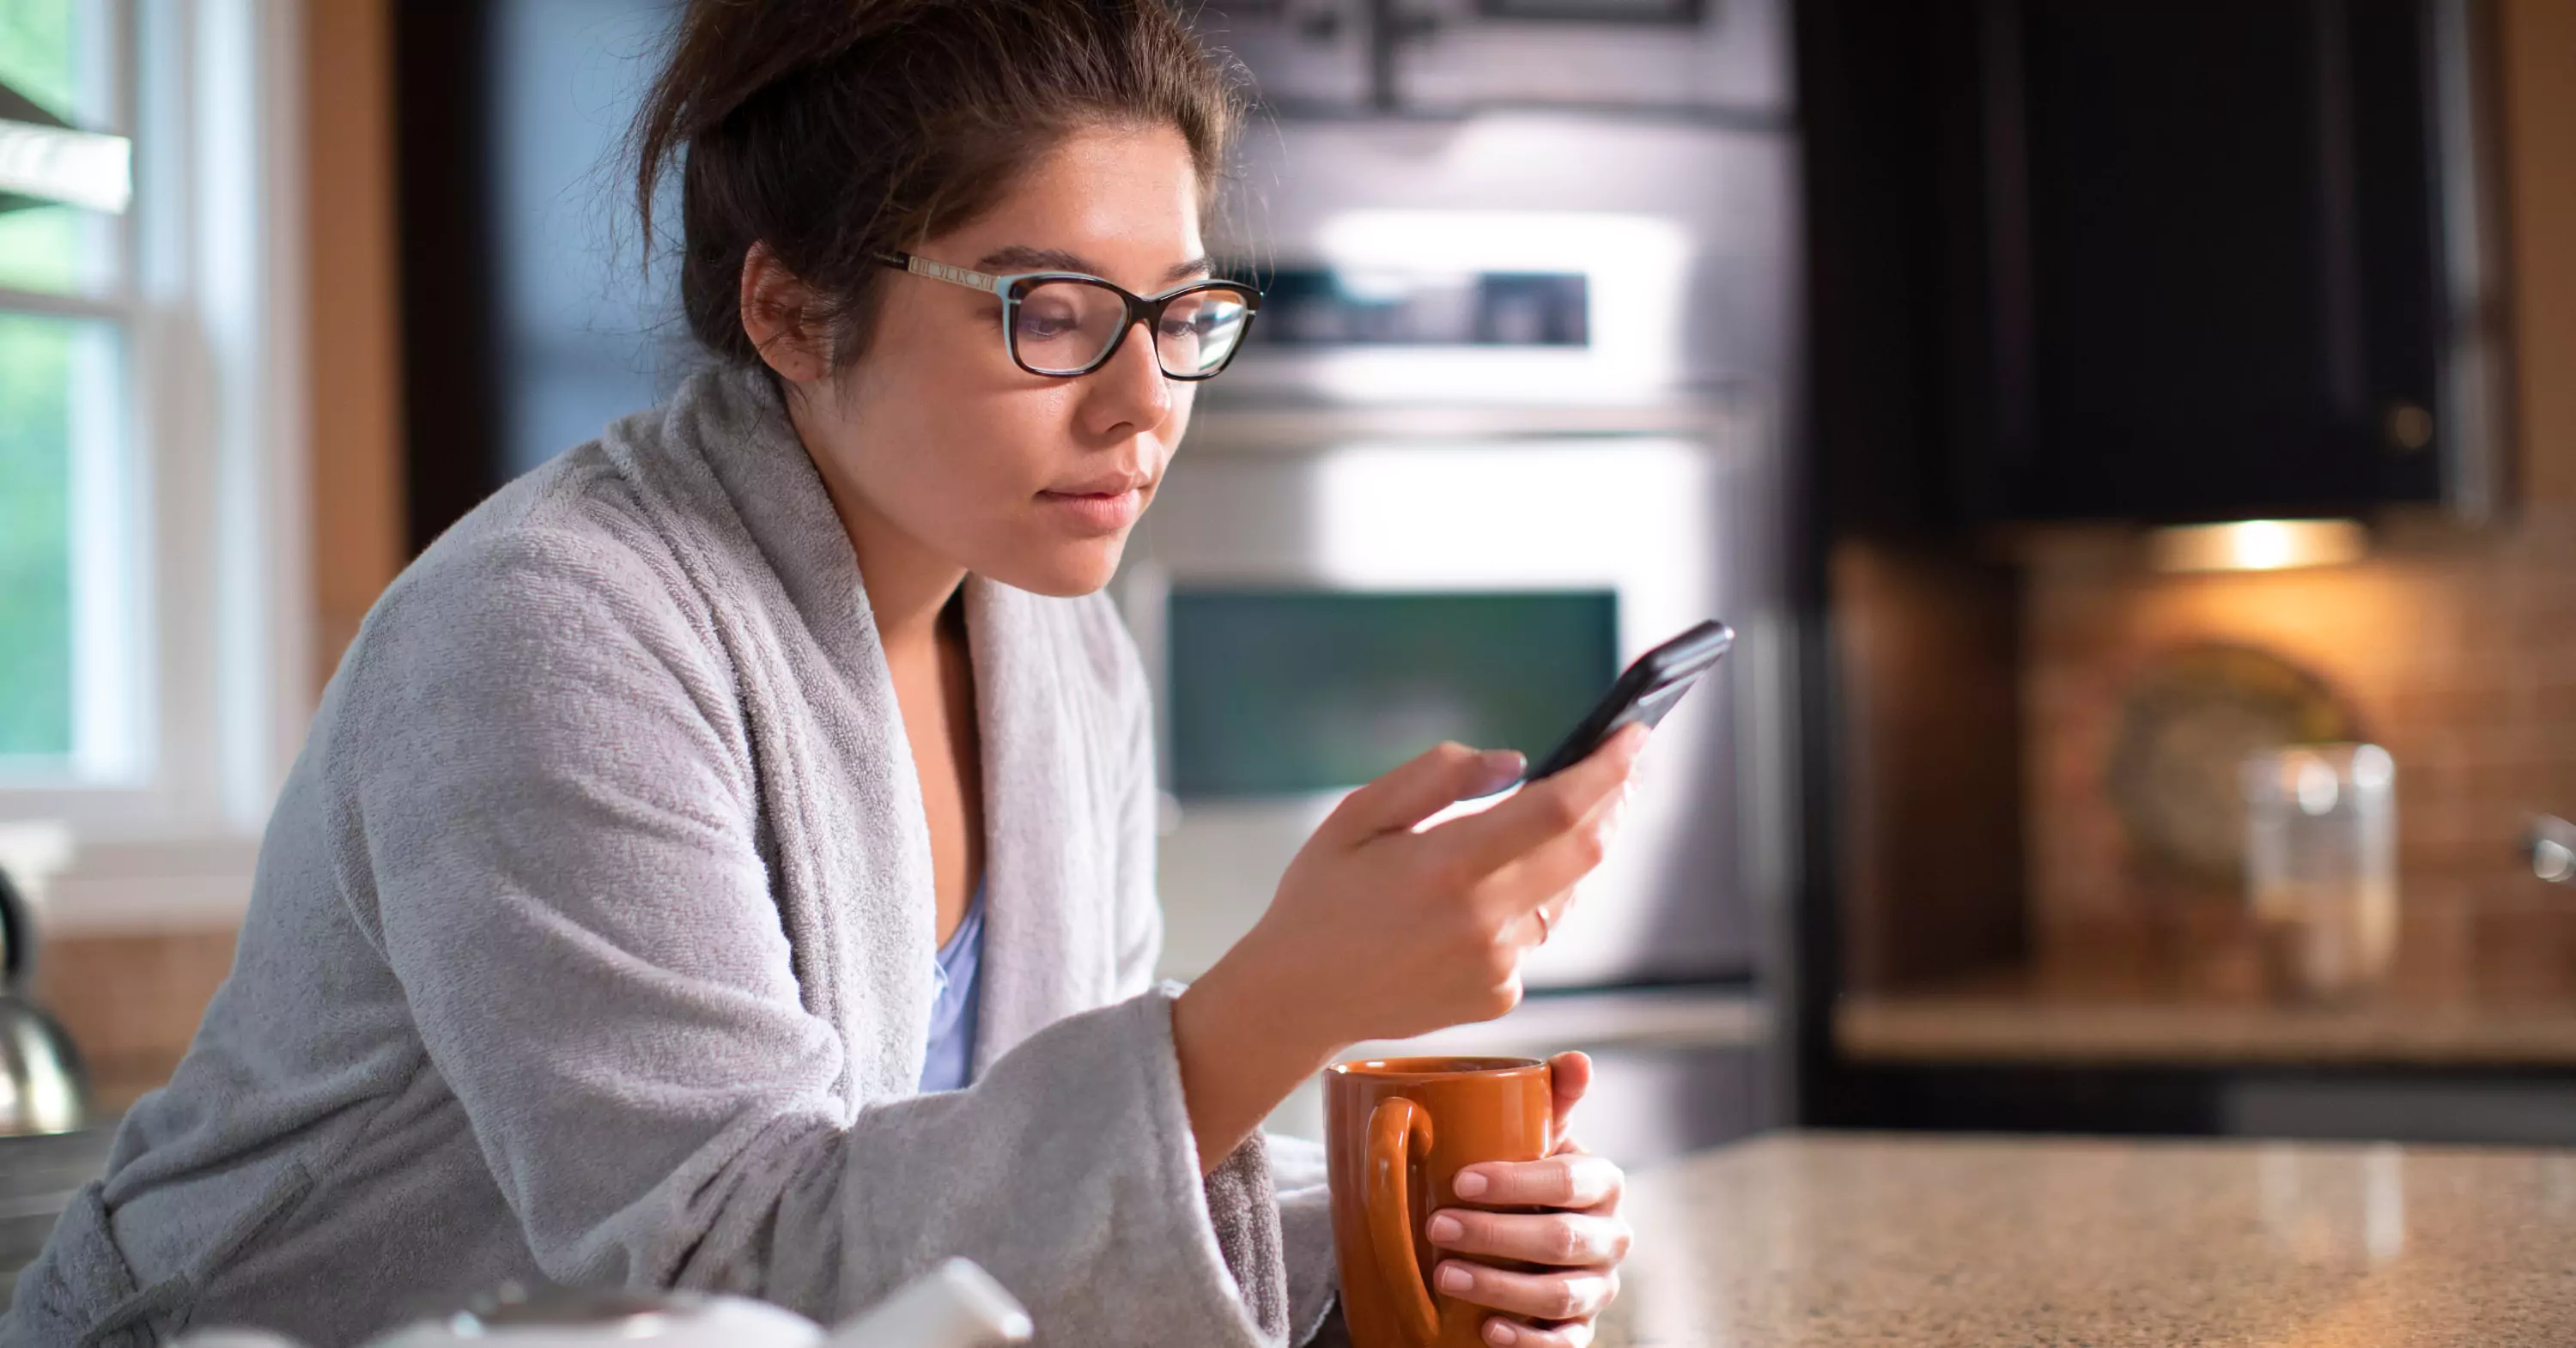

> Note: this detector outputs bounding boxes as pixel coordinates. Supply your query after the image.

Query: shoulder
[325,441,740,750]
[400,440,686,612]
[381,434,716,640]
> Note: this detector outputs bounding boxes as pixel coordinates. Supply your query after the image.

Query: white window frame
[0,0,310,932]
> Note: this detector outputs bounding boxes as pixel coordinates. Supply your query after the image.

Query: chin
[997,535,1129,598]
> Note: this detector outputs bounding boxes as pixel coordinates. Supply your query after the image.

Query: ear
[739,241,831,384]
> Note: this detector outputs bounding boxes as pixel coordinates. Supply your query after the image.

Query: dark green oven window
[1166,590,1619,798]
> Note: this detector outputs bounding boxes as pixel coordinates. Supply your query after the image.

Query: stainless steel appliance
[0,865,88,1139]
[2531,815,2576,886]
[1125,428,1766,990]
[1120,40,1802,1155]
[1199,0,1792,118]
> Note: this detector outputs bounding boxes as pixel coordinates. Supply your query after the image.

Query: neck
[786,399,967,659]
[848,497,969,659]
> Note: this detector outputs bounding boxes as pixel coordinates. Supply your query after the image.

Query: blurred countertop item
[1599,1132,2576,1346]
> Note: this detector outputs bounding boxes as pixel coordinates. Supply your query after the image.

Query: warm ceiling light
[2149,519,2367,574]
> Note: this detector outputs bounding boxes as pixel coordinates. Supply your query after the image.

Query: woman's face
[783,123,1208,598]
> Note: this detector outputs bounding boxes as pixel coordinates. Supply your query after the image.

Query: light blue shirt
[919,881,987,1092]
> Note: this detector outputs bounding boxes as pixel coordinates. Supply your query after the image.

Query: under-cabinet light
[2149,519,2367,574]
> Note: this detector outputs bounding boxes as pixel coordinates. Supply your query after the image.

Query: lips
[1046,471,1153,497]
[1037,477,1152,533]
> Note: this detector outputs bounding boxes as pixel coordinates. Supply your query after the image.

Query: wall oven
[1121,420,1768,991]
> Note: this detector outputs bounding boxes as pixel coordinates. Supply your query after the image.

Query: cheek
[882,387,1089,554]
[847,321,1061,511]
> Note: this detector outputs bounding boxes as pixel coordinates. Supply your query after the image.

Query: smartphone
[1522,619,1734,782]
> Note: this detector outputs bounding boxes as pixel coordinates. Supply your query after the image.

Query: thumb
[1321,742,1525,844]
[1547,1050,1593,1143]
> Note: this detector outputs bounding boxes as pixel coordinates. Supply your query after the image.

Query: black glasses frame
[878,251,1263,380]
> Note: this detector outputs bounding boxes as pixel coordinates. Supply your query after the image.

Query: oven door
[1118,429,1758,989]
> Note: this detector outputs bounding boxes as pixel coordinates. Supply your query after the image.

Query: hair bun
[630,0,1243,368]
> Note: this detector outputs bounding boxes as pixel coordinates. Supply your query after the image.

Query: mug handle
[1365,1096,1442,1344]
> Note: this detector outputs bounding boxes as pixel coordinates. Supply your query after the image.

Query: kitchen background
[0,0,2572,1290]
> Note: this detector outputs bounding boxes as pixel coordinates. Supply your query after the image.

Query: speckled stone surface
[1596,1132,2576,1346]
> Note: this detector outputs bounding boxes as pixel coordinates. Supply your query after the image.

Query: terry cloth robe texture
[3,366,1344,1348]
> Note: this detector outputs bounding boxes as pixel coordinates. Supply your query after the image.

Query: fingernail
[1438,1264,1474,1295]
[1427,1213,1464,1243]
[1476,749,1527,792]
[1453,1169,1490,1198]
[1485,1321,1521,1345]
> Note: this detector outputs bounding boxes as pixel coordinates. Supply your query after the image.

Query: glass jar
[2242,743,2398,1000]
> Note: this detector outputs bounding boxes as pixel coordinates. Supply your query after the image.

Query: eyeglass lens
[1011,280,1254,378]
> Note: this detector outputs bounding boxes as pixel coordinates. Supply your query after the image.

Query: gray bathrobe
[6,367,1340,1347]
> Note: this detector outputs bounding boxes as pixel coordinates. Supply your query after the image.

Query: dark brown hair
[632,0,1243,368]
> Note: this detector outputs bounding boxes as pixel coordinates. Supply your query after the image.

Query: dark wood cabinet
[1791,0,2530,1137]
[1803,0,2507,528]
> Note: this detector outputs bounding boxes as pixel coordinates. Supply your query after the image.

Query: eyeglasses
[879,252,1261,380]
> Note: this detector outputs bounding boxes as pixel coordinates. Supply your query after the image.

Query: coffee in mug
[1323,1057,1553,1348]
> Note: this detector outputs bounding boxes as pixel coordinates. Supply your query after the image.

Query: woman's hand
[1251,725,1644,1046]
[1172,729,1645,1170]
[1427,1051,1629,1348]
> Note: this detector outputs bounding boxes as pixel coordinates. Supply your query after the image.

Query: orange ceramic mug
[1323,1057,1554,1348]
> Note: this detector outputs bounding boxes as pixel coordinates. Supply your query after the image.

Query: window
[0,0,307,858]
[0,0,135,778]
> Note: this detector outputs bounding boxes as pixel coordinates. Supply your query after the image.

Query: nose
[1077,317,1175,440]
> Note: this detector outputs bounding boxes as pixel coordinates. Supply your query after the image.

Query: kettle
[173,1258,1033,1348]
[2532,814,2576,886]
[0,856,89,1136]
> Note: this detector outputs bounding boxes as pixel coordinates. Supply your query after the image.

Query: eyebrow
[972,244,1215,287]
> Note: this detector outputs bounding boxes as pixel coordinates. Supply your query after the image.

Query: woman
[9,3,1644,1345]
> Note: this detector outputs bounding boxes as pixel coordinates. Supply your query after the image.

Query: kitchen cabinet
[1791,0,2534,1140]
[1806,0,2507,528]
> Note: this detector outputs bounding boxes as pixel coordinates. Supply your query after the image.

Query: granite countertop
[1597,1132,2576,1346]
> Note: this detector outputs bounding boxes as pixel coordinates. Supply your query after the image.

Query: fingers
[1436,1259,1619,1324]
[1426,1207,1632,1267]
[1437,1137,1628,1347]
[1453,1152,1625,1211]
[1522,893,1569,954]
[1438,724,1643,879]
[1546,1052,1593,1139]
[1485,795,1625,935]
[1322,742,1526,844]
[1457,756,1638,925]
[1476,1317,1595,1348]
